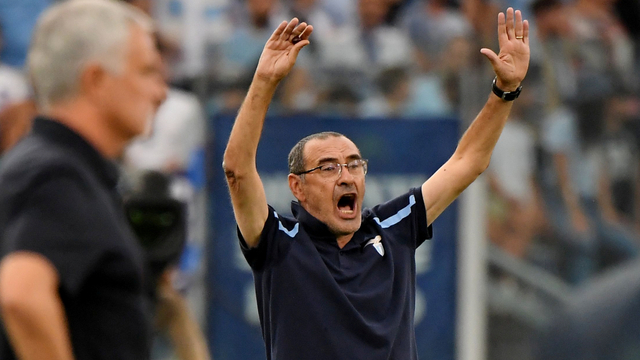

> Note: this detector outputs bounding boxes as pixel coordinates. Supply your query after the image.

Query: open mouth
[337,194,356,215]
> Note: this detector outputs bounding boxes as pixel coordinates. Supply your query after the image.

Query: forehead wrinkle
[316,156,339,165]
[304,138,361,166]
[308,151,362,167]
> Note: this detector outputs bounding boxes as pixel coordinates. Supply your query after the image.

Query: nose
[338,164,356,185]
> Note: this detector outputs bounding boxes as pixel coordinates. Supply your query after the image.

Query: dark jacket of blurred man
[0,1,167,360]
[536,259,640,360]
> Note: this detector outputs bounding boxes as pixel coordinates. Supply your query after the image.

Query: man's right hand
[254,18,313,84]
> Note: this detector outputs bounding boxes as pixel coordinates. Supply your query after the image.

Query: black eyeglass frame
[293,159,369,178]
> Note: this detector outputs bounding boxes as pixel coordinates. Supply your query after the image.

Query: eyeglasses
[295,159,368,180]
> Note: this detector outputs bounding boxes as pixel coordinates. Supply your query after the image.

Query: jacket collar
[32,116,120,189]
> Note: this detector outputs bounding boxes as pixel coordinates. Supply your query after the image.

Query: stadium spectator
[540,99,640,284]
[124,87,205,174]
[358,66,412,118]
[0,23,30,114]
[487,100,546,260]
[569,0,637,96]
[458,0,503,122]
[285,0,341,44]
[529,0,579,114]
[402,0,472,73]
[599,93,640,234]
[614,0,640,77]
[213,0,288,83]
[316,0,414,98]
[0,19,36,162]
[315,82,362,118]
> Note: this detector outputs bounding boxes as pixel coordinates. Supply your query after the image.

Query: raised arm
[222,19,312,247]
[422,8,530,225]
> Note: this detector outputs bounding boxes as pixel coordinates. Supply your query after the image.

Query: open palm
[255,18,313,83]
[480,8,530,90]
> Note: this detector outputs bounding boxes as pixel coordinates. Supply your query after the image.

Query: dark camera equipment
[123,171,187,299]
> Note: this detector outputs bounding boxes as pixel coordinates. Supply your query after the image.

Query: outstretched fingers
[269,21,288,41]
[279,18,300,42]
[291,25,314,59]
[497,11,507,44]
[300,24,313,41]
[505,7,515,40]
[514,10,523,39]
[290,22,309,43]
[486,7,531,89]
[498,8,529,44]
[293,24,313,46]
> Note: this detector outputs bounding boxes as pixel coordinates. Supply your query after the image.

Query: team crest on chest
[365,235,384,256]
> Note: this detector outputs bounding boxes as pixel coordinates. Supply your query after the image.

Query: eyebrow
[315,154,362,165]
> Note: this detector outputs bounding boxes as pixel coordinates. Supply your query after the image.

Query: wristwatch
[492,77,522,101]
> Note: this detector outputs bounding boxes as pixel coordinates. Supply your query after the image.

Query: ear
[288,173,306,202]
[79,63,108,100]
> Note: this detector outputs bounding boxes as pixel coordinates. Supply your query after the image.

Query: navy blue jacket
[240,187,432,360]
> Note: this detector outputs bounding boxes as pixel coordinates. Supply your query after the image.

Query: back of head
[28,0,153,111]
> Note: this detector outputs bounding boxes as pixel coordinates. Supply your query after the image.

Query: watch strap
[492,77,522,101]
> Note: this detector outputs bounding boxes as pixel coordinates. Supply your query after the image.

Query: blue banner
[208,115,459,360]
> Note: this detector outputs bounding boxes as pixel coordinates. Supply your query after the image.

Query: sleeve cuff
[412,187,433,246]
[237,205,276,271]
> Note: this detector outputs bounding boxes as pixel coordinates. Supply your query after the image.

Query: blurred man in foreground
[0,1,167,359]
[223,8,530,360]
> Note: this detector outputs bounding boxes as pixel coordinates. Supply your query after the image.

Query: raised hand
[480,8,530,91]
[254,18,313,84]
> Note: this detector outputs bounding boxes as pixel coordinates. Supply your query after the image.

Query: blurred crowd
[158,0,490,119]
[485,0,640,286]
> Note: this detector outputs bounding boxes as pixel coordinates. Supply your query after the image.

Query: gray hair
[288,131,347,174]
[28,0,153,110]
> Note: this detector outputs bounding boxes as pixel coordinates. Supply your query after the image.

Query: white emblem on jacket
[365,235,384,256]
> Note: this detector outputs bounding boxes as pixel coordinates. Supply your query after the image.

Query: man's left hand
[481,7,530,91]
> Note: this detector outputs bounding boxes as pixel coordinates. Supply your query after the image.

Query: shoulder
[363,188,424,227]
[270,208,300,236]
[361,188,431,247]
[0,135,87,195]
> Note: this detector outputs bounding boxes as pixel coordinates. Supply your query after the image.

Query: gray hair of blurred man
[27,0,154,111]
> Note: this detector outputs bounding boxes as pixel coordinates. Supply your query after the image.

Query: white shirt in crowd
[0,64,30,112]
[126,88,205,172]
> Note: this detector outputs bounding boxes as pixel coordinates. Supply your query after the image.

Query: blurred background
[1,0,640,359]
